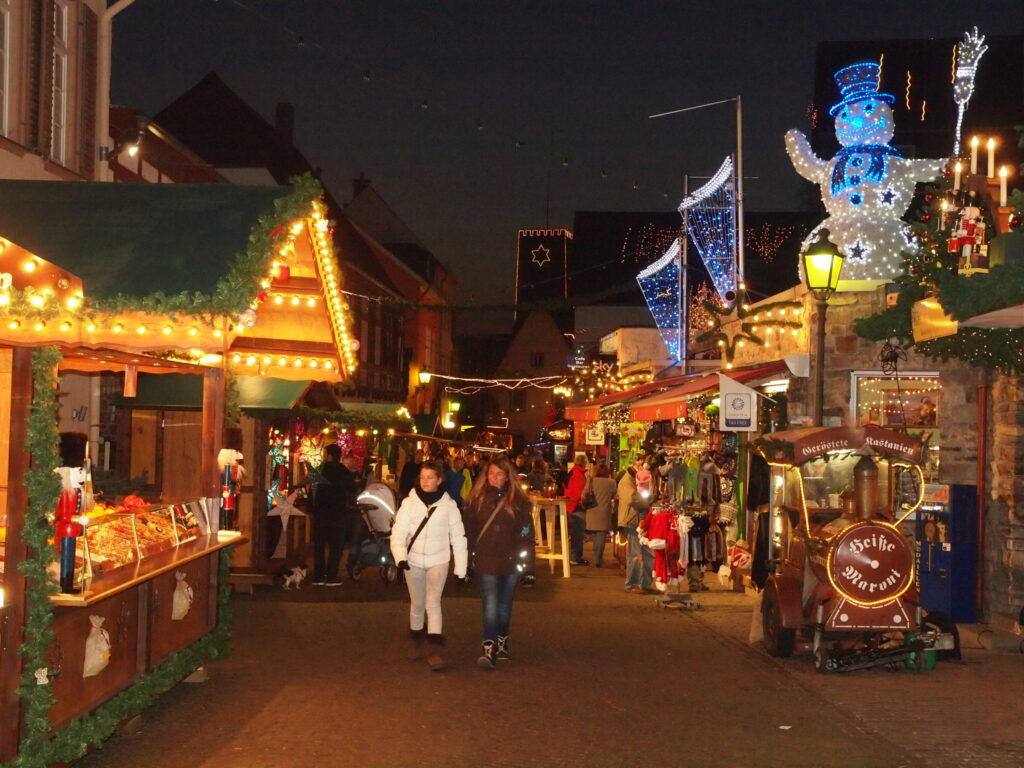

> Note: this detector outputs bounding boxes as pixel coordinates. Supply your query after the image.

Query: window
[851,370,941,483]
[530,351,545,369]
[50,1,69,164]
[0,0,9,137]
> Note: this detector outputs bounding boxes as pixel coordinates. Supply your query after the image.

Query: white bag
[82,615,111,678]
[647,538,667,551]
[717,563,732,586]
[171,570,194,621]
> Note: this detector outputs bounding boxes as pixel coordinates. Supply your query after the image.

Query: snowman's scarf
[830,144,902,195]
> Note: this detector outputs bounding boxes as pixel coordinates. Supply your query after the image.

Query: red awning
[563,371,701,423]
[628,361,788,422]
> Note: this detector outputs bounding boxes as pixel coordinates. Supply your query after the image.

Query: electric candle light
[953,161,961,192]
[999,166,1008,207]
[970,136,979,174]
[987,138,995,178]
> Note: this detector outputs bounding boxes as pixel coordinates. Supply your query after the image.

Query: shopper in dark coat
[462,456,536,670]
[310,444,358,586]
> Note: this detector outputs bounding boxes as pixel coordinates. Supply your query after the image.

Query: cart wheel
[350,564,362,582]
[763,586,796,658]
[922,610,960,661]
[383,564,398,584]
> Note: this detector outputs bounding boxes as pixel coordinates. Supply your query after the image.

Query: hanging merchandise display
[786,60,948,282]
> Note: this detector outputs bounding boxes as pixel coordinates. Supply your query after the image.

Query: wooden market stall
[0,175,360,762]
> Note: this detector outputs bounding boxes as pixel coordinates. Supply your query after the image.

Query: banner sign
[718,374,758,432]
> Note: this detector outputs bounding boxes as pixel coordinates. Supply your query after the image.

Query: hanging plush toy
[786,61,947,282]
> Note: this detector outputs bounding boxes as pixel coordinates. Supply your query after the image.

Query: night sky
[112,1,1023,331]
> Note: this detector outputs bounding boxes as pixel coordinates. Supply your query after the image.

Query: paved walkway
[74,552,1023,768]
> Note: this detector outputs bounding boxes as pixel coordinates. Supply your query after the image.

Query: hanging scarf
[830,144,902,195]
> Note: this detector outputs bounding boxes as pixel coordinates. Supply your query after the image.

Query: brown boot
[426,634,447,671]
[408,628,426,661]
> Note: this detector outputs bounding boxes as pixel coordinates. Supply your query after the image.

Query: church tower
[514,229,573,331]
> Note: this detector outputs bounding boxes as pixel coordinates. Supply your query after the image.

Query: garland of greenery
[696,288,803,363]
[13,347,63,763]
[290,404,414,432]
[854,218,1024,374]
[224,367,241,429]
[5,347,236,767]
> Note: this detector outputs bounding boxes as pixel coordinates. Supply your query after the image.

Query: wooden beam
[0,347,34,761]
[200,368,225,500]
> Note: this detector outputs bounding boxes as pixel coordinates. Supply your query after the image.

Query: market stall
[0,175,360,763]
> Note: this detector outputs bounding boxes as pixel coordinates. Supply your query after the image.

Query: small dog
[282,564,308,590]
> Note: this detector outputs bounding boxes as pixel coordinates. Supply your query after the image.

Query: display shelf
[51,531,242,607]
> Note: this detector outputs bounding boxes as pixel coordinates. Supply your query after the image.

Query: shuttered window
[50,0,68,164]
[0,1,9,137]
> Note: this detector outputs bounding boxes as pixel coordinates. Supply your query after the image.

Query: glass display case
[77,513,140,577]
[131,507,179,557]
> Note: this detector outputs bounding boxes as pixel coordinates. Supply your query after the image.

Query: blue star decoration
[848,240,868,262]
[531,244,551,267]
[879,187,897,207]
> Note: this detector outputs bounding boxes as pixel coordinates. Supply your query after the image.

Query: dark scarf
[830,144,901,195]
[415,487,446,506]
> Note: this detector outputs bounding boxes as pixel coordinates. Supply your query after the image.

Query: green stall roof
[0,180,292,299]
[122,373,312,411]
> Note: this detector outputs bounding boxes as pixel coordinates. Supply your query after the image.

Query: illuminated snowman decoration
[786,62,947,282]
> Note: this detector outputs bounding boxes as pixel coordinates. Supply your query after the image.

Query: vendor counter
[44,530,241,730]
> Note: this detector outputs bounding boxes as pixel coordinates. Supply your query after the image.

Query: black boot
[408,628,426,661]
[477,640,496,670]
[426,633,447,672]
[496,635,511,661]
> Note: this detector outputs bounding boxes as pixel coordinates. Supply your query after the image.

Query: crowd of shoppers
[304,440,673,671]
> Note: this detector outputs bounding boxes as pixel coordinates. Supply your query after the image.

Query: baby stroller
[352,482,400,584]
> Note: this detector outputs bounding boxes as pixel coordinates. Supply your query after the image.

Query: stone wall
[720,283,1021,621]
[987,374,1024,620]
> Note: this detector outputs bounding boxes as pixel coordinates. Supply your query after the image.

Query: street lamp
[417,369,432,386]
[801,228,845,427]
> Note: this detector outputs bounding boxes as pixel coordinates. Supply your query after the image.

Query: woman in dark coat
[462,456,536,670]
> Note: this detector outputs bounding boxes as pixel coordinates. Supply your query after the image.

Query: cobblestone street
[75,554,1023,768]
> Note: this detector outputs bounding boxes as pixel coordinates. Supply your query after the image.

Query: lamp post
[801,229,845,427]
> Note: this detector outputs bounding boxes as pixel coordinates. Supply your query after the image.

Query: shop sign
[718,374,758,432]
[793,426,923,463]
[585,425,605,444]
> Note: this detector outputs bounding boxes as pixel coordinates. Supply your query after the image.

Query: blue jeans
[569,512,585,562]
[624,527,653,591]
[477,572,519,641]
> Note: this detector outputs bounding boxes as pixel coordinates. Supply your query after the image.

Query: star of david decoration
[531,244,551,267]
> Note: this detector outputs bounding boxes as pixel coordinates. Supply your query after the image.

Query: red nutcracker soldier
[54,488,83,594]
[951,202,990,275]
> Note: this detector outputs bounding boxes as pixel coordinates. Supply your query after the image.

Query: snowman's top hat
[829,61,895,117]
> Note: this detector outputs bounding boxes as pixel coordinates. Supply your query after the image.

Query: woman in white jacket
[391,459,468,671]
